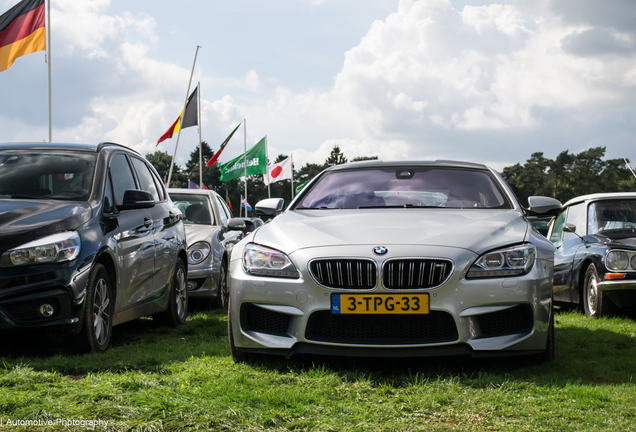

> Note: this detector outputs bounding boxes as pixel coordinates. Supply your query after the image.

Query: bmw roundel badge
[373,246,388,255]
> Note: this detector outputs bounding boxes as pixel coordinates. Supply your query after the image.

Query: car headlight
[188,241,211,265]
[4,231,81,267]
[606,250,636,271]
[243,243,299,278]
[467,244,535,278]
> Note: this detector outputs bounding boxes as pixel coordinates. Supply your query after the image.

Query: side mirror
[118,190,155,210]
[527,196,562,216]
[227,218,246,231]
[563,223,576,233]
[255,198,284,219]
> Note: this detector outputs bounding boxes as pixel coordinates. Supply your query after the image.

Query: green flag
[220,136,267,182]
[295,179,310,195]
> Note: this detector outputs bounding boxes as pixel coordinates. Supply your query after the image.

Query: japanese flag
[263,157,292,185]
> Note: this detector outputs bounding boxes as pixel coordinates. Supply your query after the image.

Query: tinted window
[0,151,96,200]
[170,193,215,225]
[150,169,165,201]
[131,158,160,202]
[104,174,114,213]
[297,168,510,209]
[110,154,137,206]
[563,203,586,240]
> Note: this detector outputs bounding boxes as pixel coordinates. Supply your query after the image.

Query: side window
[103,173,114,213]
[109,154,137,206]
[130,157,160,202]
[219,196,234,218]
[563,203,586,241]
[150,169,165,201]
[215,196,229,226]
[550,210,567,243]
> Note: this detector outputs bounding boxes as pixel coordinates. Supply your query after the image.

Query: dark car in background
[548,192,636,317]
[168,188,248,308]
[0,142,188,353]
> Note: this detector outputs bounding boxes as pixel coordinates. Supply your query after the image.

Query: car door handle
[143,217,153,228]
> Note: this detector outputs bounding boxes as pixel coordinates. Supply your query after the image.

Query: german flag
[0,0,45,73]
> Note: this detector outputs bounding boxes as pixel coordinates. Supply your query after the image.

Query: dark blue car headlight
[467,244,536,278]
[3,231,81,267]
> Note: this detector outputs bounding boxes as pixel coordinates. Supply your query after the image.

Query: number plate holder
[331,293,430,314]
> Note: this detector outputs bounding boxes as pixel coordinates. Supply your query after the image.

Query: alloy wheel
[93,278,111,346]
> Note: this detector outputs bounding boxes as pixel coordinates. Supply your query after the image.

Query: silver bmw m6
[228,160,562,361]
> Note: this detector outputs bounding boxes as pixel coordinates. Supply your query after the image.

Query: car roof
[326,159,489,171]
[0,142,139,154]
[562,192,636,208]
[167,188,218,196]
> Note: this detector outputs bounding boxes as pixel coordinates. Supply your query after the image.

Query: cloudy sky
[1,0,635,171]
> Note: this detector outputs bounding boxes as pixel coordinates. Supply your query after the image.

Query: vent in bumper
[309,259,377,289]
[383,259,453,289]
[305,310,458,345]
[242,303,291,336]
[476,304,533,338]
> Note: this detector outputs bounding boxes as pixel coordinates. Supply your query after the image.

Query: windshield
[588,199,636,235]
[297,167,511,209]
[169,193,216,225]
[0,151,96,201]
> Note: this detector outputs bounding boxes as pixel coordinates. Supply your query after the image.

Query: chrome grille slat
[383,259,453,290]
[310,259,377,289]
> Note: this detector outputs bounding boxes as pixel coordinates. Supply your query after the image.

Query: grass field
[0,306,635,431]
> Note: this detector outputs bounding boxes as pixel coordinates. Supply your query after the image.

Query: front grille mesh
[305,310,458,344]
[476,304,533,338]
[309,259,376,289]
[383,259,452,289]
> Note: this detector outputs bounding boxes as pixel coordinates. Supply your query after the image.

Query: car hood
[0,199,92,253]
[252,208,530,256]
[184,223,221,244]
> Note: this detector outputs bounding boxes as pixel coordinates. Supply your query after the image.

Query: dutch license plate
[331,294,429,314]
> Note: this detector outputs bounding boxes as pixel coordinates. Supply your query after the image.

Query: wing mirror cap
[118,190,155,210]
[527,196,562,216]
[228,218,247,231]
[255,198,284,220]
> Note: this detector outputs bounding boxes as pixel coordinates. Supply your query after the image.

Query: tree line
[146,143,634,215]
[145,143,376,215]
[501,147,635,207]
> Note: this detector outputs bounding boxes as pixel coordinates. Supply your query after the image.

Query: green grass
[0,308,635,431]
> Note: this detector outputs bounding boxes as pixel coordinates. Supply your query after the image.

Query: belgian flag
[157,85,199,145]
[0,0,45,73]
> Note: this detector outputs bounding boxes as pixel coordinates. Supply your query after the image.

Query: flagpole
[291,153,295,199]
[45,0,51,142]
[265,135,271,198]
[198,80,202,188]
[167,45,200,187]
[243,118,247,217]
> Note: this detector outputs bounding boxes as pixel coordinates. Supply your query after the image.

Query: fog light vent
[39,304,54,317]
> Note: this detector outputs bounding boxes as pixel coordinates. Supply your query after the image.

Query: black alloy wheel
[214,261,229,310]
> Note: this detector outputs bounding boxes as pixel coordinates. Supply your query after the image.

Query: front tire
[155,259,188,326]
[214,261,229,310]
[75,263,113,353]
[583,263,618,318]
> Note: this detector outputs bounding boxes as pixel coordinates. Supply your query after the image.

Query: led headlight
[243,243,299,278]
[5,231,81,267]
[467,244,535,278]
[188,241,211,265]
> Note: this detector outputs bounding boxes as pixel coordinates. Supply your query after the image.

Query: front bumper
[598,280,636,310]
[186,266,220,299]
[0,258,93,333]
[229,244,553,358]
